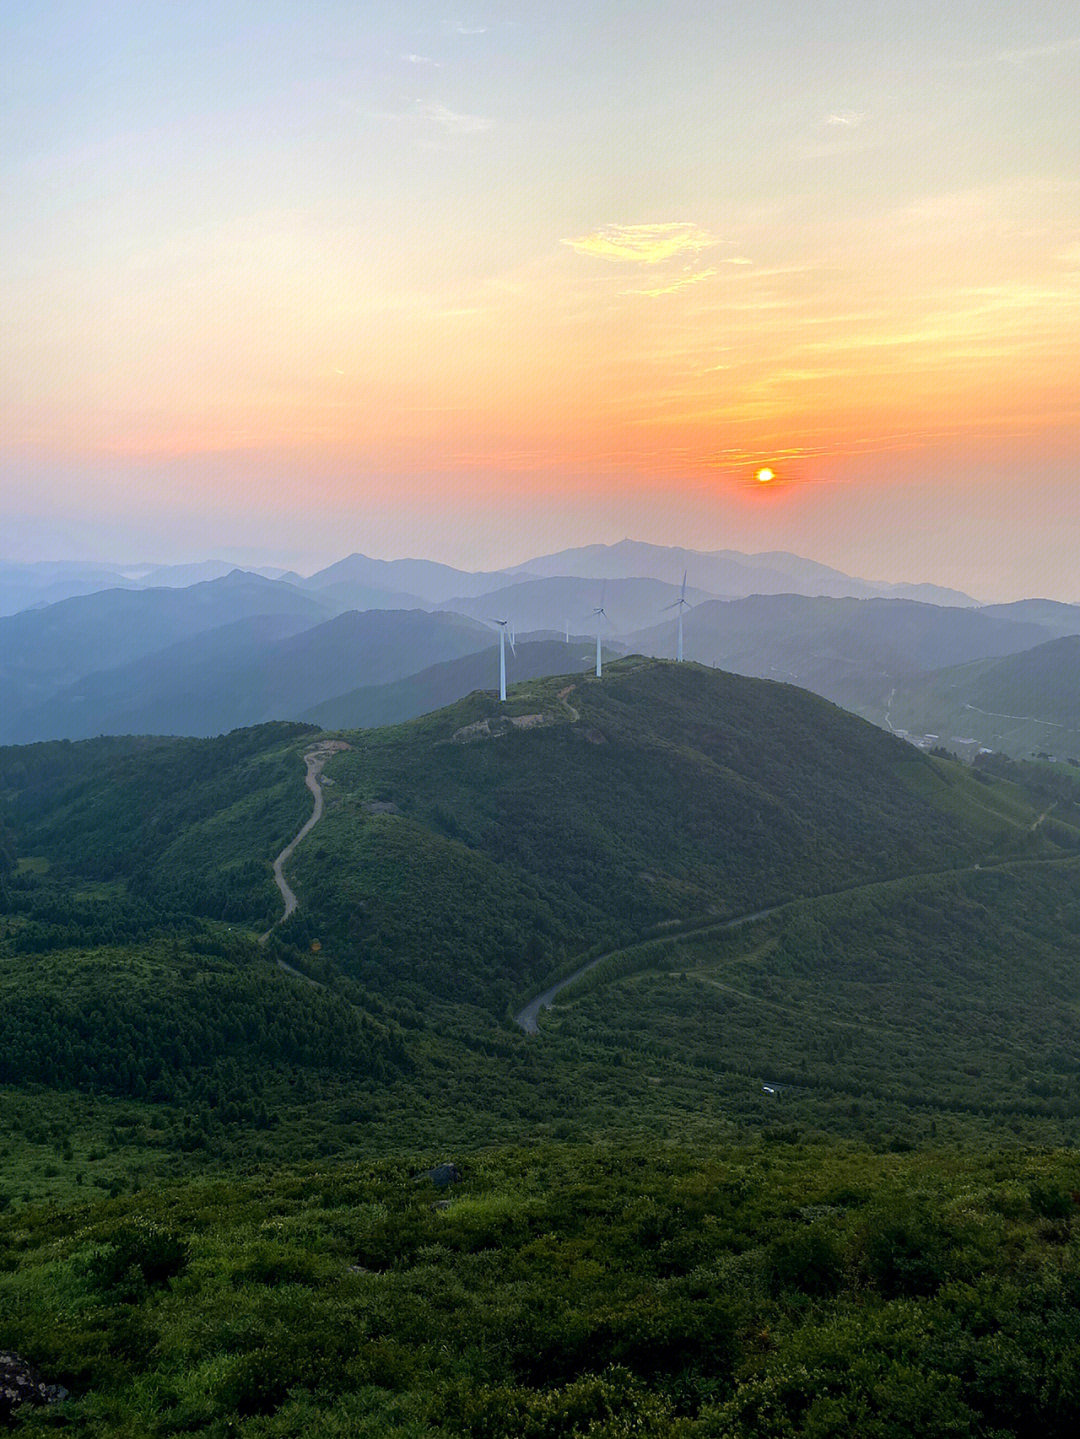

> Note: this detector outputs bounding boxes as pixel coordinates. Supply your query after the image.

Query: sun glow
[756,467,775,483]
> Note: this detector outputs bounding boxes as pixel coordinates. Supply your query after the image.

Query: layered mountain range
[1,543,1076,756]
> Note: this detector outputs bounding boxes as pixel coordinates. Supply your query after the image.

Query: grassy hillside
[883,635,1080,759]
[0,723,318,924]
[302,638,605,730]
[535,858,1080,1140]
[3,663,1080,1433]
[278,659,1071,1014]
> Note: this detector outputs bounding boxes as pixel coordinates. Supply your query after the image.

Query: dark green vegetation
[1,724,318,923]
[5,1143,1080,1436]
[4,659,1080,1433]
[285,659,1075,1011]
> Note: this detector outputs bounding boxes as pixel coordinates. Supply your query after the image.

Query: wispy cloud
[403,53,441,67]
[624,268,718,297]
[416,101,492,134]
[825,110,865,127]
[370,101,493,134]
[961,35,1080,67]
[561,222,718,264]
[453,21,488,35]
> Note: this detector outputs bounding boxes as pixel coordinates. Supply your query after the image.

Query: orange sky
[3,3,1078,597]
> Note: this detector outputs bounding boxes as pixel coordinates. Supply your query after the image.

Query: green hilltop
[4,658,1080,1434]
[281,657,1073,1008]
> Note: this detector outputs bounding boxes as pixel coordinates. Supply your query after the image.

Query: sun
[756,467,775,484]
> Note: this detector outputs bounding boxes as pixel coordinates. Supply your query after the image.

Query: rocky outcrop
[0,1352,68,1425]
[423,1162,462,1189]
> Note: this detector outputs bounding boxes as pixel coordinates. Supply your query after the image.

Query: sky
[3,1,1078,600]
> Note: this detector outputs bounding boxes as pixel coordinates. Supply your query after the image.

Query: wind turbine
[593,584,608,678]
[490,619,515,701]
[663,570,691,662]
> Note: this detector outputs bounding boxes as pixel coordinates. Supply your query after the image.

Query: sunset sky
[4,1,1078,599]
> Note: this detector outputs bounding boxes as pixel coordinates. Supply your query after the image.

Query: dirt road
[260,740,349,941]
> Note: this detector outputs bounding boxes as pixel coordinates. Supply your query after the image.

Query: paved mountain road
[514,852,1080,1036]
[514,906,779,1034]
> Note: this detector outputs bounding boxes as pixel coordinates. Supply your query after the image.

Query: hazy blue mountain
[626,594,1054,714]
[0,558,306,615]
[301,636,612,729]
[728,549,976,606]
[507,539,976,605]
[0,572,333,726]
[0,559,137,616]
[1,607,492,742]
[305,577,431,612]
[131,560,297,588]
[976,599,1080,638]
[300,552,530,605]
[438,575,715,635]
[1,613,320,743]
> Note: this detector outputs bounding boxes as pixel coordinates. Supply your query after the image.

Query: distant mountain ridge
[504,540,978,607]
[1,607,491,743]
[3,542,1073,748]
[0,572,333,726]
[301,637,613,730]
[1,540,979,619]
[627,593,1057,713]
[437,575,715,635]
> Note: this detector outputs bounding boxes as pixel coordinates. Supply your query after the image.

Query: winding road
[513,847,1080,1035]
[260,740,350,943]
[514,906,779,1033]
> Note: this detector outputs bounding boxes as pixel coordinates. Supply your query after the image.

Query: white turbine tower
[593,585,608,678]
[490,619,515,701]
[663,570,691,662]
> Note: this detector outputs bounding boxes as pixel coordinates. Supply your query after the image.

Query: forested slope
[284,658,1071,1009]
